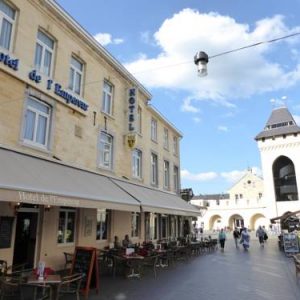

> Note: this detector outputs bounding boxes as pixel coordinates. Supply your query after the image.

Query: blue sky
[56,0,300,194]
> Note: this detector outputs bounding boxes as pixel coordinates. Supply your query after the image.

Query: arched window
[273,156,298,201]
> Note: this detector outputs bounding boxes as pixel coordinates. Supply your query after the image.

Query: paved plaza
[84,236,300,300]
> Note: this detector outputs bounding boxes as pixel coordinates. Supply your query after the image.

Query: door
[13,212,38,268]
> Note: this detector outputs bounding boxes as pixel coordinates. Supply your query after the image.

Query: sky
[56,0,300,195]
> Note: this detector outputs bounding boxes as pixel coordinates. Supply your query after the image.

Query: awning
[271,210,300,223]
[0,147,140,212]
[112,179,201,217]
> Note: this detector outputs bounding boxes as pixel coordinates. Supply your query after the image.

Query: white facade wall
[257,135,300,217]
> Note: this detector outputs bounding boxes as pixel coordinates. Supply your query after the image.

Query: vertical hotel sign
[127,87,137,149]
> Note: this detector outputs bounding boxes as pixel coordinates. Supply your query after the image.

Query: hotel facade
[0,0,198,270]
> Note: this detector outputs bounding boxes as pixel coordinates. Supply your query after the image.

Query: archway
[209,215,222,231]
[273,156,298,201]
[228,214,244,230]
[250,213,269,230]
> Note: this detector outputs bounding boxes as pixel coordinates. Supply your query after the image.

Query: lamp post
[194,32,300,77]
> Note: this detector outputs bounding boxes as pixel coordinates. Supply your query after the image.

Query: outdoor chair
[112,255,126,277]
[63,252,74,274]
[142,255,158,278]
[0,275,23,300]
[0,260,7,276]
[56,273,84,300]
[20,282,52,300]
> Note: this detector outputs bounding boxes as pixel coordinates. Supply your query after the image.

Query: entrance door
[13,212,38,268]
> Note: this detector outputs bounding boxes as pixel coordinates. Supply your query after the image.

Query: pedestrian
[240,228,250,251]
[233,227,240,248]
[256,226,265,247]
[218,228,227,252]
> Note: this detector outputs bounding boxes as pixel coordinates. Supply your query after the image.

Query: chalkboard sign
[71,247,99,299]
[0,217,14,249]
[283,233,299,255]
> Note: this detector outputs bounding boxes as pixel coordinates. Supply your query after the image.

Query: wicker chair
[0,276,23,300]
[56,273,84,300]
[142,255,158,278]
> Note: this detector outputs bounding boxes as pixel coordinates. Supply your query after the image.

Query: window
[173,136,178,155]
[131,212,140,237]
[235,194,238,200]
[163,160,170,189]
[57,208,76,244]
[163,128,169,150]
[151,153,158,186]
[173,166,179,193]
[132,149,142,178]
[34,30,54,76]
[69,56,83,95]
[102,81,113,115]
[0,0,15,50]
[239,194,243,199]
[23,98,51,148]
[216,199,220,205]
[99,131,113,169]
[137,106,142,134]
[151,118,157,142]
[273,156,299,201]
[96,209,109,240]
[258,193,262,199]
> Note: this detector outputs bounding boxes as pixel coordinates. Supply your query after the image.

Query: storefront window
[96,209,109,240]
[57,208,76,244]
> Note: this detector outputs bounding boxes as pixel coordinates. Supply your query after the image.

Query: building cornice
[44,0,152,100]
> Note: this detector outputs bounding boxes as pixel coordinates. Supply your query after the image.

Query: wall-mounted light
[44,205,51,212]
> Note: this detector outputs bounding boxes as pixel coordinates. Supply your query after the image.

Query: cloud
[220,170,246,183]
[181,166,262,186]
[181,169,218,181]
[94,33,124,46]
[181,97,200,113]
[221,166,262,183]
[270,95,288,107]
[217,125,229,132]
[193,117,201,123]
[124,10,300,106]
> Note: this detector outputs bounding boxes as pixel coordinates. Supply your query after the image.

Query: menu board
[71,246,99,299]
[0,217,14,249]
[283,233,299,254]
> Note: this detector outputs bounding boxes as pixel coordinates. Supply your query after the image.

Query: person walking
[218,228,227,252]
[256,226,265,247]
[233,227,240,248]
[241,228,250,251]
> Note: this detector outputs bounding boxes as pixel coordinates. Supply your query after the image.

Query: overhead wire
[0,31,300,107]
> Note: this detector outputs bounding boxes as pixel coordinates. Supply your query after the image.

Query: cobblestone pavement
[86,236,300,300]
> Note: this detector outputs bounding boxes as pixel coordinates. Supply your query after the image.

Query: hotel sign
[127,88,137,149]
[0,50,88,112]
[28,70,89,112]
[18,191,80,207]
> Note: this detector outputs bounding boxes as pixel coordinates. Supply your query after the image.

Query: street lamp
[194,32,300,77]
[194,51,209,77]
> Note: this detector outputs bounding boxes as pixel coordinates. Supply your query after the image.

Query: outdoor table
[121,255,144,278]
[27,274,61,300]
